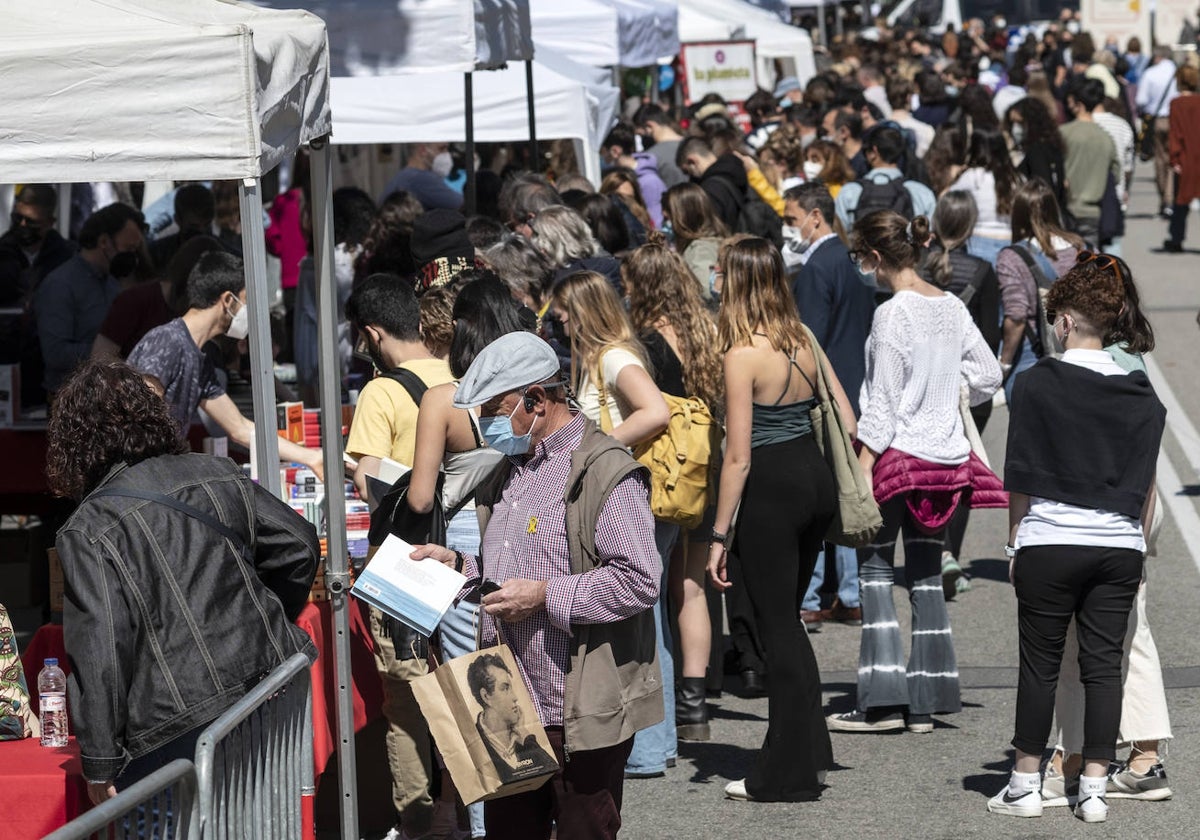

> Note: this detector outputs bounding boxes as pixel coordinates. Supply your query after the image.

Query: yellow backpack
[595,363,721,530]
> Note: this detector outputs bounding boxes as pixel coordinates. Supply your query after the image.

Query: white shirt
[1094,111,1135,182]
[950,168,1011,239]
[578,347,643,431]
[1015,349,1146,552]
[863,84,893,119]
[857,291,1002,465]
[1136,59,1178,117]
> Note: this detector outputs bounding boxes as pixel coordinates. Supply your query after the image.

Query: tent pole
[309,138,359,840]
[57,184,71,239]
[237,178,281,497]
[464,73,477,215]
[526,60,539,173]
[818,4,828,47]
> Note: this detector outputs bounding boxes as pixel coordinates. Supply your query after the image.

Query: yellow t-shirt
[346,358,455,466]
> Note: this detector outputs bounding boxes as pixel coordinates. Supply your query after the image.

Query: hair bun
[908,215,931,249]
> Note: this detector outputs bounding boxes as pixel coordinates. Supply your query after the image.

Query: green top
[1061,120,1121,221]
[1105,342,1146,374]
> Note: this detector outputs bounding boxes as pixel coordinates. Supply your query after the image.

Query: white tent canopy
[329,59,618,184]
[679,0,816,87]
[253,0,532,74]
[677,5,744,40]
[529,0,620,67]
[601,0,681,66]
[0,0,330,182]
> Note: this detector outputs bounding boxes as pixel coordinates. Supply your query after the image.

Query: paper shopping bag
[412,644,558,804]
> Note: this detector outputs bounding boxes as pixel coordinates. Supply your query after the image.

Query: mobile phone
[479,579,502,596]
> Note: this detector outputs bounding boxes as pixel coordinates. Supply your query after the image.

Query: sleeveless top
[750,347,817,449]
[442,410,504,511]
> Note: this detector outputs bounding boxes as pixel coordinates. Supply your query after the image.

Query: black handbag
[1137,84,1172,162]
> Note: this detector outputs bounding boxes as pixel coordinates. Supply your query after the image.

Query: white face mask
[432,151,454,178]
[802,160,824,181]
[226,299,249,340]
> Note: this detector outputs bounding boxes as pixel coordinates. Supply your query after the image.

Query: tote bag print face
[412,645,558,803]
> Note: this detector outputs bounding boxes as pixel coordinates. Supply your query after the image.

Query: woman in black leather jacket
[46,360,318,804]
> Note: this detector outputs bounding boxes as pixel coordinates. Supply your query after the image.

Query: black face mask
[109,250,140,279]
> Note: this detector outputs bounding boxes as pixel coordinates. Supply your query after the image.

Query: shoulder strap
[466,407,485,449]
[382,367,428,408]
[90,486,250,558]
[791,348,818,393]
[1008,243,1053,289]
[958,259,990,306]
[593,350,615,434]
[1153,80,1172,116]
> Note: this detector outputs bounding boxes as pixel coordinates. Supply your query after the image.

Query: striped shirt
[463,413,659,726]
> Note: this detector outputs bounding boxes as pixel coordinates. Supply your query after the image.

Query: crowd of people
[16,13,1186,840]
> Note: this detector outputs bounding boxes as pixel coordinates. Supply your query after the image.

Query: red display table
[0,737,90,840]
[21,599,383,780]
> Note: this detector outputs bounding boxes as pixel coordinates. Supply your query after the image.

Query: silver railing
[42,758,198,840]
[193,652,315,840]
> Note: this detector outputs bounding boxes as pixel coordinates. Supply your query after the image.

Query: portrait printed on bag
[465,652,557,783]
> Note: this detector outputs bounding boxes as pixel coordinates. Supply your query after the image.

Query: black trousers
[734,435,835,801]
[1012,544,1143,762]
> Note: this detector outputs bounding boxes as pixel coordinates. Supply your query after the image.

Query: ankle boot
[676,677,711,741]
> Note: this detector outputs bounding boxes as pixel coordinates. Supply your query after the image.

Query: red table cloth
[21,599,383,779]
[0,737,89,840]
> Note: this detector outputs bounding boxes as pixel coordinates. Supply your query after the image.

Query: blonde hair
[717,237,808,353]
[624,239,724,411]
[550,270,647,392]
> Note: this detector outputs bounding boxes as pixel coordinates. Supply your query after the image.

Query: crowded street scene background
[3,1,1200,838]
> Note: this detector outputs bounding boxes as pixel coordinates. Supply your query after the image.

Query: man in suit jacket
[785,182,876,630]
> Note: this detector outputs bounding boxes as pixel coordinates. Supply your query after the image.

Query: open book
[351,534,466,637]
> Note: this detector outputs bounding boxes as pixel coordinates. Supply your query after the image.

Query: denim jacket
[57,453,319,782]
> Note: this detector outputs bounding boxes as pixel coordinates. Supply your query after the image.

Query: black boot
[676,677,711,741]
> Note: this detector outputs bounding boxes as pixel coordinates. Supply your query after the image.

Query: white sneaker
[1074,776,1108,823]
[987,772,1043,818]
[1040,766,1076,807]
[724,779,754,801]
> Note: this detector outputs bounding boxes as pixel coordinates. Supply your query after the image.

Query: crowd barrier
[42,759,198,840]
[45,652,314,840]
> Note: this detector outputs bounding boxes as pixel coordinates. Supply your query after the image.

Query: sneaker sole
[1075,808,1108,823]
[826,719,906,733]
[1040,794,1073,808]
[906,722,934,734]
[1107,787,1173,801]
[677,723,711,741]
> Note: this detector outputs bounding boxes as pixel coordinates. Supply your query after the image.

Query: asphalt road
[620,168,1200,839]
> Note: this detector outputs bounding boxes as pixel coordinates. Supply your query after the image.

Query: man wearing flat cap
[412,331,663,840]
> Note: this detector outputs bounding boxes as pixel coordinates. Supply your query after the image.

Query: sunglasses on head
[1075,250,1119,274]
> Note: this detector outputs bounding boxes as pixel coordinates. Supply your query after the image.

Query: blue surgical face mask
[661,219,675,243]
[945,84,960,97]
[478,401,537,456]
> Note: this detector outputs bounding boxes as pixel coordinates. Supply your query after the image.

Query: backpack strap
[381,367,429,408]
[1004,243,1052,357]
[90,487,252,561]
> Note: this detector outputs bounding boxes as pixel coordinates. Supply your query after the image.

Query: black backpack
[736,193,784,248]
[855,176,915,220]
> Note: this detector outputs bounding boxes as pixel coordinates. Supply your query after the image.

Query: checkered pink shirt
[462,413,660,727]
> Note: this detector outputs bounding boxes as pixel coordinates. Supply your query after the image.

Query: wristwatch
[1004,544,1017,559]
[710,529,728,545]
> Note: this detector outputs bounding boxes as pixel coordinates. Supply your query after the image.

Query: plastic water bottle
[38,658,68,748]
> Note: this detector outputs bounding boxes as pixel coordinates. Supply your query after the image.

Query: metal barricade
[193,652,315,840]
[43,758,199,840]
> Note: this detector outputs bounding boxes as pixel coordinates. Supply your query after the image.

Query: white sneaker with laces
[987,771,1043,818]
[1074,776,1108,823]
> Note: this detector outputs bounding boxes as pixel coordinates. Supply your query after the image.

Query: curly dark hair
[1045,260,1127,338]
[1005,97,1064,155]
[46,360,188,500]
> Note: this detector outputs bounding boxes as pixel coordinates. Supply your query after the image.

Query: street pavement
[621,168,1200,839]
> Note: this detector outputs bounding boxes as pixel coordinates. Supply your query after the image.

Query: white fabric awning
[679,0,816,84]
[252,0,532,75]
[600,0,681,66]
[0,0,331,183]
[529,0,620,67]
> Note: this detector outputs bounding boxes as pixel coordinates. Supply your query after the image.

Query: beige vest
[475,419,664,755]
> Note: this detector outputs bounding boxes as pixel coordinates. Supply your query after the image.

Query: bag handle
[594,349,615,435]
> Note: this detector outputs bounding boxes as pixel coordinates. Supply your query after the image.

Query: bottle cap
[45,658,58,666]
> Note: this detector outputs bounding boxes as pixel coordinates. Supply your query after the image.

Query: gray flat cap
[453,331,560,408]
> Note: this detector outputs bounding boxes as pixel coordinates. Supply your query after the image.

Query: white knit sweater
[858,290,1003,465]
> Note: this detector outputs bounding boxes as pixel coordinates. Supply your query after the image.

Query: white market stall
[330,59,619,185]
[0,0,358,835]
[601,0,682,66]
[679,0,817,89]
[529,0,621,67]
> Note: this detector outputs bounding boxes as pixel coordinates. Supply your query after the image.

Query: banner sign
[679,41,758,104]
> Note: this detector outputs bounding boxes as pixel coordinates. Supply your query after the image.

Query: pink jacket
[872,448,1008,534]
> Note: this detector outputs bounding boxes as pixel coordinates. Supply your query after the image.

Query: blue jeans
[1003,335,1038,406]
[439,508,486,838]
[625,521,680,775]
[802,544,860,611]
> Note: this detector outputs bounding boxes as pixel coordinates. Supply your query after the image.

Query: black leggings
[1012,544,1143,762]
[733,434,836,801]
